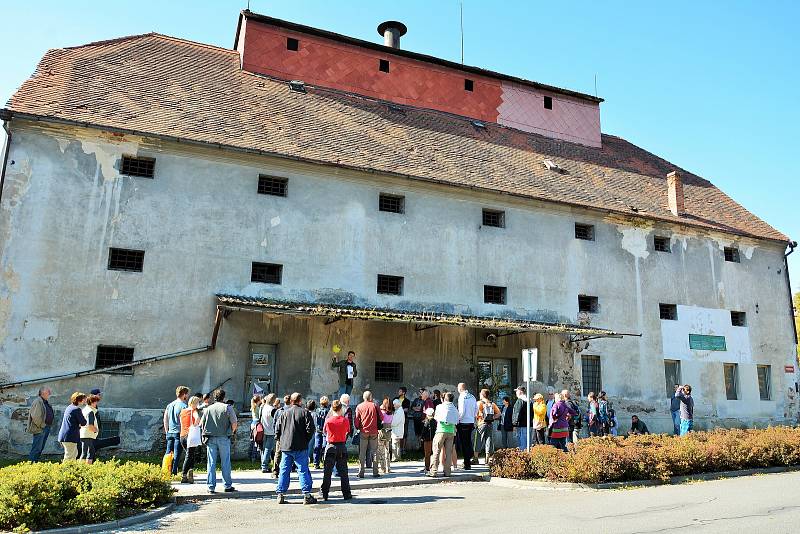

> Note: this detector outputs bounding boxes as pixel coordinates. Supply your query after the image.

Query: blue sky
[1,1,798,291]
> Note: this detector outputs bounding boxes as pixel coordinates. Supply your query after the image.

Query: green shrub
[0,460,173,532]
[489,426,800,484]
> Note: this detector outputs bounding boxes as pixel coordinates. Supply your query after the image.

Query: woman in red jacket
[319,400,353,501]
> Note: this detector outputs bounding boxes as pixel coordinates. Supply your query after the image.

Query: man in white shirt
[456,383,477,470]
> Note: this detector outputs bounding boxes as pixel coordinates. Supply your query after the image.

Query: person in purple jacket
[548,390,577,452]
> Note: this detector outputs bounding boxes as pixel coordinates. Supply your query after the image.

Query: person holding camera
[475,388,499,464]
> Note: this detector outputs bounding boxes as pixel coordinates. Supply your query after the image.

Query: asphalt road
[117,471,800,534]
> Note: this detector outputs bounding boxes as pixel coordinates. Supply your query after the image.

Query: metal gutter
[0,346,210,390]
[0,110,786,246]
[0,118,11,213]
[785,240,797,344]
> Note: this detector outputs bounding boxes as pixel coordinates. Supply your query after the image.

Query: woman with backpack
[587,392,602,436]
[598,391,612,436]
[249,394,263,462]
[475,388,500,464]
[258,393,277,474]
[313,397,330,469]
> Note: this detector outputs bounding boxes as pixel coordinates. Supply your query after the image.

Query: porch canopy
[212,294,639,346]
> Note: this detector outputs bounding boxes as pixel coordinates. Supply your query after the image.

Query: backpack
[253,421,265,446]
[315,407,329,432]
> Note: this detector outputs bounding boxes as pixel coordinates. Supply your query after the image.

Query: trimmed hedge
[490,426,800,484]
[0,460,173,533]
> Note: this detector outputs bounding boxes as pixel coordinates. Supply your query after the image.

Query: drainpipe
[0,118,11,211]
[786,240,798,344]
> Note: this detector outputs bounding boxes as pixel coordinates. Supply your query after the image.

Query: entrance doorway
[477,357,514,403]
[244,343,276,409]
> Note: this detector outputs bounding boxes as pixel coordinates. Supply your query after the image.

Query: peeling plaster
[617,224,651,260]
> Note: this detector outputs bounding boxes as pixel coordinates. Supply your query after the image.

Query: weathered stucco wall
[0,121,796,456]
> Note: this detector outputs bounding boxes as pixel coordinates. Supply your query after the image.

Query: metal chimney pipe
[377,21,407,49]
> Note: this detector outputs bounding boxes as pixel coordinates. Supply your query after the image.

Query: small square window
[757,365,771,401]
[258,175,288,197]
[659,303,677,320]
[723,363,739,400]
[464,79,474,91]
[379,59,390,73]
[251,262,282,284]
[287,37,299,51]
[108,248,144,272]
[377,274,403,295]
[484,285,506,305]
[730,311,747,327]
[575,223,594,241]
[578,295,598,313]
[543,96,553,110]
[654,236,670,252]
[120,156,155,178]
[482,209,505,228]
[379,193,404,214]
[724,247,740,263]
[95,345,134,373]
[375,361,403,382]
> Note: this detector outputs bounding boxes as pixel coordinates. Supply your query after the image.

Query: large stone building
[0,11,796,457]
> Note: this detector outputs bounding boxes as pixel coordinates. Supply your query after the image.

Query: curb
[33,502,175,534]
[490,464,800,491]
[174,472,489,503]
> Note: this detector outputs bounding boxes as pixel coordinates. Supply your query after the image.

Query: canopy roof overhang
[212,294,640,347]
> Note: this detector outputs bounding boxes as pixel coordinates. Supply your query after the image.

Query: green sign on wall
[689,334,727,351]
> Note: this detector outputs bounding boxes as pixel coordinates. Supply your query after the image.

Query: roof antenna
[594,74,598,98]
[460,1,464,64]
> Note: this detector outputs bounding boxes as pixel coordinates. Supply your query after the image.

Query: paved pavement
[119,470,800,533]
[171,460,488,500]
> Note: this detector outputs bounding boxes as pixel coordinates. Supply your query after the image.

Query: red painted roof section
[3,33,788,243]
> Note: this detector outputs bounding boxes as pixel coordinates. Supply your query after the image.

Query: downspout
[785,240,797,344]
[0,118,11,211]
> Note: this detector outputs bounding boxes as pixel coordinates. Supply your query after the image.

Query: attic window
[288,80,306,93]
[482,209,505,228]
[379,59,390,73]
[654,236,670,252]
[730,311,747,327]
[544,96,553,110]
[575,223,595,241]
[120,156,155,178]
[659,303,677,320]
[465,79,474,91]
[724,247,740,263]
[287,37,299,51]
[578,295,598,313]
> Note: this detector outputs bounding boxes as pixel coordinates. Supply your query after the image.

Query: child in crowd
[421,407,437,472]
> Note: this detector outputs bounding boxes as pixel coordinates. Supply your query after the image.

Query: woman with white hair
[390,398,405,461]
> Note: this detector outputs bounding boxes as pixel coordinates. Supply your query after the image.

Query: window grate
[757,365,771,401]
[730,311,747,327]
[578,295,598,313]
[379,193,404,214]
[664,360,681,397]
[482,209,505,228]
[379,59,390,73]
[251,262,282,284]
[287,37,299,51]
[464,79,474,91]
[723,363,739,400]
[108,248,144,272]
[95,345,134,373]
[543,96,553,110]
[377,274,403,295]
[659,303,677,320]
[375,361,403,382]
[724,247,740,263]
[581,355,601,395]
[484,285,506,305]
[257,175,288,197]
[654,236,670,252]
[575,223,594,241]
[120,156,155,178]
[98,419,121,441]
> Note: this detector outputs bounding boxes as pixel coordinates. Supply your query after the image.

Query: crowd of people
[23,353,698,504]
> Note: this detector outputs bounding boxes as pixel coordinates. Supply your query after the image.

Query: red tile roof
[3,33,788,243]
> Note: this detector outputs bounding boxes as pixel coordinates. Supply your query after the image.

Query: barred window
[379,193,404,214]
[654,236,670,252]
[251,262,282,284]
[120,156,155,178]
[724,247,740,263]
[95,345,134,373]
[659,303,677,320]
[757,365,771,401]
[575,223,594,241]
[98,419,121,440]
[258,175,288,197]
[581,355,601,395]
[664,360,681,397]
[482,209,505,228]
[375,361,402,382]
[724,363,739,400]
[377,274,403,295]
[484,285,506,305]
[578,295,598,313]
[108,248,144,272]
